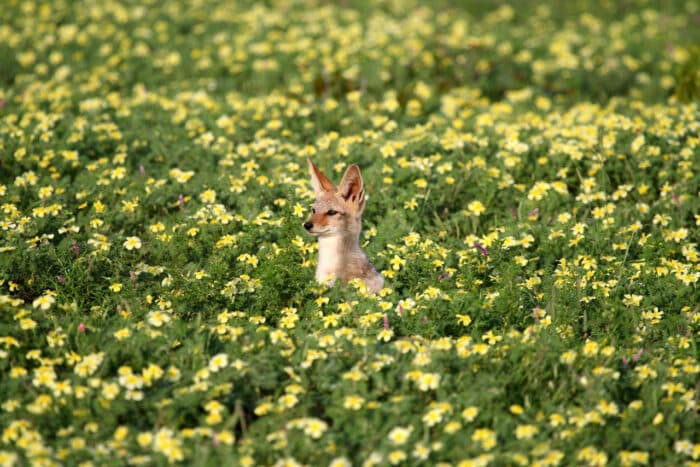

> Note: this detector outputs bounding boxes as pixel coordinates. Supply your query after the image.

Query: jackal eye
[326,209,338,216]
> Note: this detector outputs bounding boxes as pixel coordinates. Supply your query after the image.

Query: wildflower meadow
[1,0,700,465]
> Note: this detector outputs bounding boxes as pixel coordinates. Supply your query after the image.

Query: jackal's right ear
[308,159,336,194]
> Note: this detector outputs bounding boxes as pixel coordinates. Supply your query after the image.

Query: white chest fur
[316,236,345,285]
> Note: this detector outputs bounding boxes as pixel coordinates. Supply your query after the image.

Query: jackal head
[304,159,366,237]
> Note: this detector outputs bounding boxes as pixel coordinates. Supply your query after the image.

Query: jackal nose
[303,221,313,230]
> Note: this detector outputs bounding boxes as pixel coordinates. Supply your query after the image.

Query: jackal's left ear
[308,159,336,194]
[337,164,364,203]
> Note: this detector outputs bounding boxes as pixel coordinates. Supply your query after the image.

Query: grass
[1,0,699,465]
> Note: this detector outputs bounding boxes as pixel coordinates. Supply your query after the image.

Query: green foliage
[1,0,700,466]
[675,46,700,102]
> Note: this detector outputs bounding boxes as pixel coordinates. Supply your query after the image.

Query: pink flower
[78,323,86,333]
[632,349,643,362]
[671,192,680,207]
[383,314,390,330]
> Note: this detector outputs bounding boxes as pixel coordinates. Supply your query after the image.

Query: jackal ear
[337,164,364,203]
[308,159,336,194]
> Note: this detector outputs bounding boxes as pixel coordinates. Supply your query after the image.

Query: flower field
[2,0,700,465]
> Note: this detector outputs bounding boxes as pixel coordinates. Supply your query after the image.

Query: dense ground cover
[1,0,699,465]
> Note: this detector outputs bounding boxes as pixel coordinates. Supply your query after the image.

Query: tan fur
[304,159,384,293]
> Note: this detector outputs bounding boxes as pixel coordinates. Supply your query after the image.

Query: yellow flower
[74,352,105,377]
[598,400,619,416]
[216,430,235,445]
[112,328,131,341]
[388,450,407,465]
[514,424,537,439]
[329,457,352,467]
[560,350,577,364]
[623,294,643,307]
[293,203,305,217]
[32,293,55,310]
[619,451,649,466]
[102,382,120,400]
[462,406,479,422]
[254,401,274,416]
[70,437,86,449]
[205,411,223,425]
[423,408,444,427]
[468,200,486,216]
[123,236,142,250]
[571,223,586,236]
[388,426,413,445]
[137,432,153,448]
[444,421,462,434]
[208,353,229,372]
[527,182,550,201]
[456,314,472,326]
[303,418,328,439]
[343,395,365,410]
[630,134,645,152]
[577,446,608,466]
[549,413,565,427]
[389,255,406,271]
[200,189,216,203]
[377,329,394,342]
[472,428,497,450]
[582,340,599,357]
[114,426,129,441]
[10,367,27,379]
[170,168,195,183]
[278,394,298,409]
[20,318,37,330]
[417,373,441,391]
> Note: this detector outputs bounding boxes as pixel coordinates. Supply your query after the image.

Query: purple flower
[474,242,489,257]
